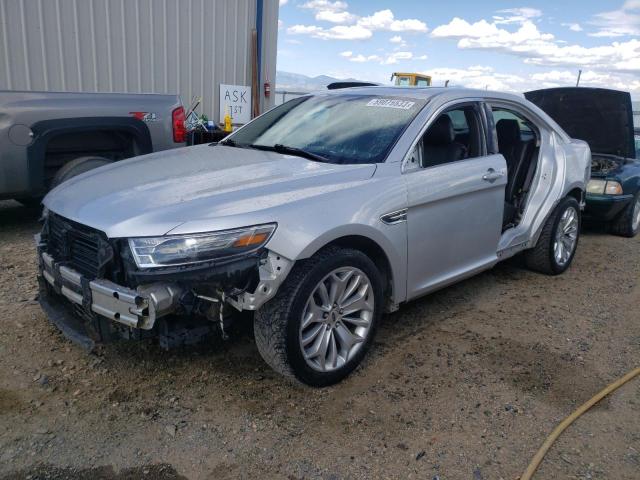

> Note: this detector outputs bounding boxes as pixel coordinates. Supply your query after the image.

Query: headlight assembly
[586,179,606,194]
[604,181,623,195]
[128,224,276,268]
[587,179,623,195]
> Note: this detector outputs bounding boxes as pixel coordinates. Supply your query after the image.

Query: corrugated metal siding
[0,0,278,121]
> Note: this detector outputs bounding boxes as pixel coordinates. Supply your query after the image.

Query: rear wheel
[254,246,383,387]
[51,156,113,189]
[610,192,640,238]
[525,196,580,275]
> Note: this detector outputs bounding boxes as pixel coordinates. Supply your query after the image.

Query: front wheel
[525,196,581,275]
[254,246,383,387]
[610,192,640,238]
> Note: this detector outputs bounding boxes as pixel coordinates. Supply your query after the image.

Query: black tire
[525,196,581,275]
[16,197,43,208]
[51,156,113,189]
[610,191,640,238]
[254,246,384,387]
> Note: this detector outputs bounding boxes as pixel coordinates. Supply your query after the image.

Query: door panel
[405,154,507,299]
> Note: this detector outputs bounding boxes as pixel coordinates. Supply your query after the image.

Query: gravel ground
[0,199,639,480]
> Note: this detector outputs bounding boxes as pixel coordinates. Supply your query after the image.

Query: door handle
[482,168,504,183]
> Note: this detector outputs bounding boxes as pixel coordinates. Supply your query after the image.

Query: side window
[410,104,483,169]
[492,108,537,146]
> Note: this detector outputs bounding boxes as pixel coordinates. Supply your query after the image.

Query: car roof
[316,86,526,103]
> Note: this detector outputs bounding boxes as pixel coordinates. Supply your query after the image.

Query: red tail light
[172,106,187,143]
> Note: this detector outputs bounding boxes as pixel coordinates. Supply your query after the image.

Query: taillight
[172,106,187,143]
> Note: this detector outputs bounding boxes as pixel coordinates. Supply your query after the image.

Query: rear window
[227,94,427,165]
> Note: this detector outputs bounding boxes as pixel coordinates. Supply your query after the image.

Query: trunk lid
[525,87,636,159]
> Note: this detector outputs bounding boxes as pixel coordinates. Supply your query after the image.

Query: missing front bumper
[39,251,181,330]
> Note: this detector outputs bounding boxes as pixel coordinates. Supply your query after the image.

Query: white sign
[366,98,415,110]
[219,84,251,125]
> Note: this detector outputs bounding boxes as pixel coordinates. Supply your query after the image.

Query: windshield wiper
[219,138,248,148]
[250,144,331,163]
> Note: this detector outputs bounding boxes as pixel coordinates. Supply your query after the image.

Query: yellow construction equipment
[391,72,432,87]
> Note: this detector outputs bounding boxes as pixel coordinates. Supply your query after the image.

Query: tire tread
[254,246,380,385]
[610,193,639,238]
[525,197,580,275]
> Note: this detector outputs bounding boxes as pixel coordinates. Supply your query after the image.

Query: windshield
[225,94,426,164]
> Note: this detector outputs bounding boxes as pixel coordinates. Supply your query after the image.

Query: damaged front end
[37,213,292,350]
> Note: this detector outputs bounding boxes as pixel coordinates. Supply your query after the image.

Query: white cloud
[432,15,640,74]
[561,22,583,32]
[315,10,356,24]
[422,66,528,91]
[390,35,403,43]
[287,24,324,35]
[410,65,640,97]
[493,7,542,25]
[279,0,288,5]
[300,0,348,11]
[589,1,640,37]
[287,23,373,40]
[383,51,413,65]
[338,49,424,65]
[358,9,428,33]
[530,69,640,94]
[290,5,427,40]
[350,54,383,63]
[278,19,283,30]
[300,1,356,24]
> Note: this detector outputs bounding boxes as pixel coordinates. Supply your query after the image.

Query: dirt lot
[0,199,639,480]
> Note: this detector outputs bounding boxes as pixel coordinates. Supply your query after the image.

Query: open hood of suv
[525,87,636,159]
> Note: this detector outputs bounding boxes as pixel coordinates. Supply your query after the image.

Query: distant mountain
[276,71,373,92]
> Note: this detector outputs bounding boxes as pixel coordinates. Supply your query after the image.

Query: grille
[47,214,106,278]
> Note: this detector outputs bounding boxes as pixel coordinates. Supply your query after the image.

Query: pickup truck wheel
[51,156,113,188]
[610,192,640,238]
[525,196,580,275]
[16,197,43,208]
[254,246,383,387]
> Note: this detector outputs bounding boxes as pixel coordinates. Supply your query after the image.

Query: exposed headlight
[587,179,623,195]
[128,224,276,268]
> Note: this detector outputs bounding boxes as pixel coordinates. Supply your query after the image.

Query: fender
[26,117,152,193]
[271,222,407,306]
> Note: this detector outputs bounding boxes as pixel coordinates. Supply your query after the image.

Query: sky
[276,0,640,98]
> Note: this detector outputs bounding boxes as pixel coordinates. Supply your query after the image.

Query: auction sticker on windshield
[366,98,416,109]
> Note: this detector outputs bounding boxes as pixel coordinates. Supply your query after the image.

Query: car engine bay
[591,154,623,175]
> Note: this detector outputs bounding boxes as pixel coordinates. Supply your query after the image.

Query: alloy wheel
[299,267,375,372]
[632,197,640,232]
[554,206,579,267]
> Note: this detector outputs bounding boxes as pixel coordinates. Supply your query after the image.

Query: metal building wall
[0,0,278,121]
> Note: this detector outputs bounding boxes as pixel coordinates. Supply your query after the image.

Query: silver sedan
[39,87,591,386]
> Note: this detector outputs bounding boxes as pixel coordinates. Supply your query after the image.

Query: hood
[525,87,636,159]
[43,144,376,238]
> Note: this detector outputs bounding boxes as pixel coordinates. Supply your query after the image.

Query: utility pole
[576,69,582,87]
